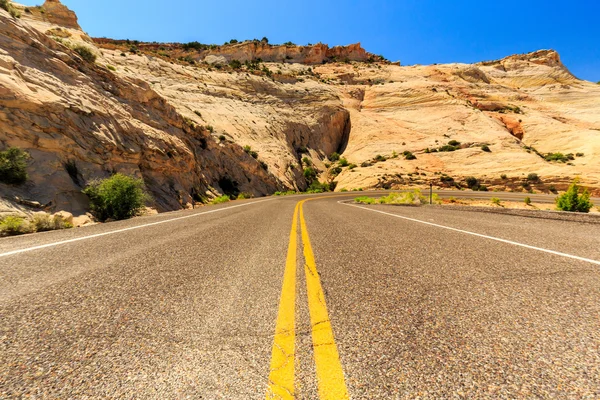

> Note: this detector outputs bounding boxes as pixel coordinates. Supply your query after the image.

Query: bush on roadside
[83,173,149,221]
[555,180,593,213]
[0,216,30,236]
[524,196,532,206]
[0,147,29,185]
[355,196,376,204]
[211,195,231,204]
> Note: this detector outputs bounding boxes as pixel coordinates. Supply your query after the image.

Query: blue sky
[20,0,600,82]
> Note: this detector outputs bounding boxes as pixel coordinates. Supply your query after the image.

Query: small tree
[83,173,149,221]
[0,147,29,185]
[556,180,593,213]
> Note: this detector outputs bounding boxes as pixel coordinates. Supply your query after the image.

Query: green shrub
[555,181,593,213]
[465,176,479,189]
[360,161,372,168]
[0,147,29,185]
[355,196,376,204]
[83,173,149,221]
[481,145,491,152]
[303,167,317,182]
[348,163,357,170]
[403,151,416,160]
[302,157,312,166]
[306,181,333,193]
[218,135,226,142]
[448,140,461,146]
[338,157,349,167]
[0,216,30,236]
[548,185,557,193]
[491,197,501,206]
[329,152,340,162]
[330,166,343,176]
[211,195,231,204]
[206,125,214,133]
[74,45,97,63]
[374,154,387,162]
[500,174,508,180]
[236,192,252,200]
[438,145,458,152]
[106,64,116,71]
[229,59,242,69]
[544,153,574,163]
[524,196,532,205]
[527,173,539,182]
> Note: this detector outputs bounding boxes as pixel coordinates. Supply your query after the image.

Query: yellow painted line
[299,200,350,400]
[266,203,299,400]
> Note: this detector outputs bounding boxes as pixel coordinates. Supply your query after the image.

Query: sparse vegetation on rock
[74,45,97,63]
[0,0,21,18]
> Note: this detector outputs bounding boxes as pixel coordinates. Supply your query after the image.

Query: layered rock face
[1,1,599,217]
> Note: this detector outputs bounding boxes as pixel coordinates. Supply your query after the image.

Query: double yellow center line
[266,199,349,400]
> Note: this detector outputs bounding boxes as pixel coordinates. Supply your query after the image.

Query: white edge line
[0,198,275,258]
[342,201,600,266]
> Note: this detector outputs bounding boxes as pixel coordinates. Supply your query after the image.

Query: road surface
[1,192,599,399]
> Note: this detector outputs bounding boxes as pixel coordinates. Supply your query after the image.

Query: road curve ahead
[1,194,599,399]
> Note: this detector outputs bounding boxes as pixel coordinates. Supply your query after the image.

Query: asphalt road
[1,193,599,399]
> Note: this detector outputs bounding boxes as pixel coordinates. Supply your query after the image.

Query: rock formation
[1,1,599,218]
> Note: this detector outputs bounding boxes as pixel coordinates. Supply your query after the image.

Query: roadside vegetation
[0,147,29,185]
[355,189,440,205]
[0,213,72,237]
[555,180,593,213]
[83,173,149,221]
[211,195,231,204]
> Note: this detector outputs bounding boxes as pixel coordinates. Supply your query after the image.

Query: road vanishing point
[1,192,599,399]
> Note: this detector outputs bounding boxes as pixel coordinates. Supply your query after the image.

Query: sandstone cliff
[1,1,599,218]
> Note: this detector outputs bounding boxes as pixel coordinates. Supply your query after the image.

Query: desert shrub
[374,154,387,162]
[355,196,376,204]
[576,152,584,157]
[491,197,501,206]
[548,185,557,193]
[544,153,574,163]
[83,173,149,221]
[448,140,461,147]
[302,157,312,166]
[0,147,29,185]
[205,125,214,133]
[243,146,258,158]
[218,135,226,142]
[348,163,357,170]
[555,181,593,213]
[524,196,532,205]
[338,157,349,167]
[236,192,252,200]
[328,152,340,162]
[477,185,488,191]
[500,174,508,180]
[330,166,343,176]
[73,45,97,63]
[0,0,21,18]
[259,160,268,170]
[106,64,116,71]
[440,175,454,183]
[465,176,479,189]
[403,151,416,160]
[527,173,539,182]
[438,145,458,152]
[194,110,202,118]
[481,145,491,152]
[303,167,317,182]
[32,213,73,232]
[360,161,372,168]
[306,181,333,193]
[212,195,231,204]
[0,216,30,236]
[229,59,242,69]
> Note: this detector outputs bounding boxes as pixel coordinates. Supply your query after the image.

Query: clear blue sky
[21,0,600,82]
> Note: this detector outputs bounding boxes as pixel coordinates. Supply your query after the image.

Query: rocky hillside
[1,1,599,217]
